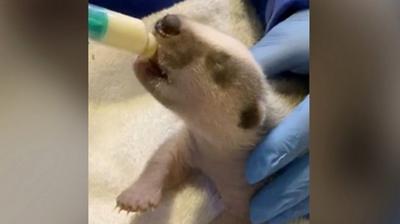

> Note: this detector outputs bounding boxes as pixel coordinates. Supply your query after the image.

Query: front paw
[116,183,162,213]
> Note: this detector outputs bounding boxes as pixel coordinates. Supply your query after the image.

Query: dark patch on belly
[205,51,234,88]
[238,103,261,129]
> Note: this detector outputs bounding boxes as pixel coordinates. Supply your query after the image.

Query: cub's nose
[155,14,181,37]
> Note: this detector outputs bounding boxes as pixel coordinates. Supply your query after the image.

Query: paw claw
[116,184,162,214]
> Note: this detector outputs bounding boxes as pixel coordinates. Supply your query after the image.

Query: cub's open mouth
[134,52,168,80]
[148,56,168,79]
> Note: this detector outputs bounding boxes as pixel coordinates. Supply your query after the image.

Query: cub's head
[134,14,268,130]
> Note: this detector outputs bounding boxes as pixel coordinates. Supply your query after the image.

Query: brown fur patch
[239,103,261,129]
[267,73,309,96]
[205,51,234,88]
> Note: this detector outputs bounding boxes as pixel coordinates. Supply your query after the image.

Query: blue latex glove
[246,9,309,224]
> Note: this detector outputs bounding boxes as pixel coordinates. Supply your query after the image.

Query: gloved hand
[246,9,309,224]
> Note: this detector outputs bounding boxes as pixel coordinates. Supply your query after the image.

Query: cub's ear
[238,102,261,129]
[205,51,235,88]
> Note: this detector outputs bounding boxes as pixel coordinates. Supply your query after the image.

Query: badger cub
[117,14,303,224]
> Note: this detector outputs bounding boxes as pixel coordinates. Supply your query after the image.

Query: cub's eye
[205,51,234,88]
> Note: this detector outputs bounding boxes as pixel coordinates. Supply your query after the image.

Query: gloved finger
[267,197,309,224]
[246,96,309,184]
[250,10,309,76]
[250,154,309,224]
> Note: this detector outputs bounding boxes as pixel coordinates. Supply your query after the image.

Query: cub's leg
[116,129,192,212]
[209,188,253,224]
[210,211,250,224]
[206,162,255,224]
